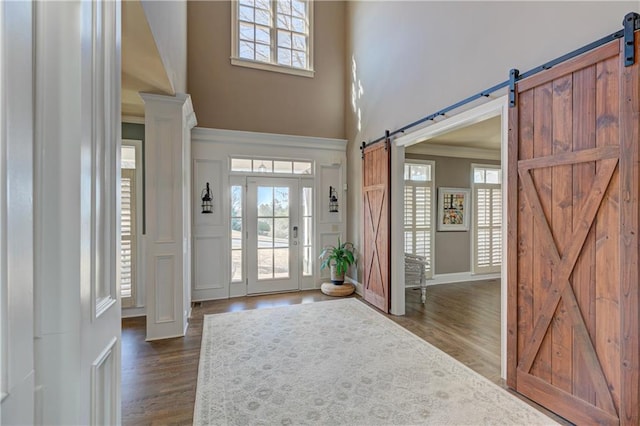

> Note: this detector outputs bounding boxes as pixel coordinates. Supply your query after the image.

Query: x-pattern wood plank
[517,156,619,416]
[364,187,385,292]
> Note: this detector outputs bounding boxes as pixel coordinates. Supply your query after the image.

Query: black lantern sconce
[201,182,213,214]
[329,186,339,213]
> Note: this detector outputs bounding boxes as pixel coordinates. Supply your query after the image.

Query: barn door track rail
[361,11,640,154]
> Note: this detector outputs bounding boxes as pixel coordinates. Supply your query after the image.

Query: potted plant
[319,238,356,285]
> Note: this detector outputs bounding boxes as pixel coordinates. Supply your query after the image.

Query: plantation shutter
[474,185,501,273]
[121,168,136,307]
[403,183,432,278]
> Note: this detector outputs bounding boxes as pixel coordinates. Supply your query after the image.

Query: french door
[247,177,300,294]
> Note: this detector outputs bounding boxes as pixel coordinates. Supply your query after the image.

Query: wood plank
[506,90,520,389]
[517,41,619,92]
[517,145,619,171]
[594,54,621,413]
[531,82,553,383]
[571,63,597,406]
[517,372,619,425]
[618,33,640,426]
[516,89,535,384]
[517,158,617,384]
[551,74,573,394]
[362,142,390,313]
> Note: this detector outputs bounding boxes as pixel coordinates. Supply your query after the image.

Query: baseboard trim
[345,276,362,296]
[417,272,500,287]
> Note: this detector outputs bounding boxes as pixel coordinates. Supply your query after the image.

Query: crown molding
[191,127,347,152]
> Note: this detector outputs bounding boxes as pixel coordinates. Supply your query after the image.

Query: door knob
[293,226,298,238]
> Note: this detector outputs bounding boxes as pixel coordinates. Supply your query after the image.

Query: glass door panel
[247,178,299,293]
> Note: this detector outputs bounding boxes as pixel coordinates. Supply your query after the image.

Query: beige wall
[406,154,500,275]
[187,0,345,139]
[345,1,638,281]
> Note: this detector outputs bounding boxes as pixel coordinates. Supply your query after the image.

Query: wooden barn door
[362,140,390,313]
[507,34,639,425]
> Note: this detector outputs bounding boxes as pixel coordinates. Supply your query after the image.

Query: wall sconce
[329,186,339,213]
[201,182,213,214]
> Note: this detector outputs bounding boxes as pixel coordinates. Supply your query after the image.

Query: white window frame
[121,139,144,310]
[403,159,435,280]
[230,0,315,78]
[230,156,314,176]
[471,163,502,275]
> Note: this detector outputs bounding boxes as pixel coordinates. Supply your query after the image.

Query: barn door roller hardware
[361,12,640,148]
[508,69,520,108]
[624,12,640,67]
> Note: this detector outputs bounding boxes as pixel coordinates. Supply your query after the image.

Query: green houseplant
[319,238,356,285]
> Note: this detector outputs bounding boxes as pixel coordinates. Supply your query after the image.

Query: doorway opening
[392,96,509,381]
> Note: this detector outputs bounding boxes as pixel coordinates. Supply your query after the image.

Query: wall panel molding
[90,337,118,426]
[193,236,226,291]
[154,255,176,323]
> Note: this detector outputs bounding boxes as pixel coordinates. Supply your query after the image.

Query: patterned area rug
[194,298,557,425]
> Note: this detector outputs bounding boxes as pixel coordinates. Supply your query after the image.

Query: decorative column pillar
[141,93,196,340]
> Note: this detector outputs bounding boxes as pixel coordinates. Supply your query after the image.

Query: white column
[1,1,35,424]
[141,93,196,341]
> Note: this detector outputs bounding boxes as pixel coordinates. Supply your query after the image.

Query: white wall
[191,128,347,301]
[345,1,639,279]
[141,0,187,93]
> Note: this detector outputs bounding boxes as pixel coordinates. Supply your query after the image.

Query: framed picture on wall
[437,187,470,231]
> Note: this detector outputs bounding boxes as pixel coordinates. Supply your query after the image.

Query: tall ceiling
[121,0,174,118]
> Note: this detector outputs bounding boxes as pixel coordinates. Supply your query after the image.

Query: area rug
[194,298,557,425]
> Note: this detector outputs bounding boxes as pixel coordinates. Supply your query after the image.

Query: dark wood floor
[122,281,568,425]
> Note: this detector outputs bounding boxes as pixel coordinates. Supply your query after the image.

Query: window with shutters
[231,0,314,77]
[404,161,434,278]
[120,143,141,308]
[472,164,502,274]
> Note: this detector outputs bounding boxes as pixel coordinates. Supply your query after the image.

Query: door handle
[293,226,298,239]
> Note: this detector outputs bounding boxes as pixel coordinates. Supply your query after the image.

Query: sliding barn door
[362,141,390,313]
[507,34,639,425]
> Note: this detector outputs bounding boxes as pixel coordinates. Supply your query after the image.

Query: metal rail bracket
[624,12,640,67]
[509,69,520,108]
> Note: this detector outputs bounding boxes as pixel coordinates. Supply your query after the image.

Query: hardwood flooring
[122,281,569,425]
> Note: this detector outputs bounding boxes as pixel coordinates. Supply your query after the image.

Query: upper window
[232,0,314,77]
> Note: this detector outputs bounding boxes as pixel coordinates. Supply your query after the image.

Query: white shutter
[474,185,501,274]
[403,161,434,280]
[121,168,136,307]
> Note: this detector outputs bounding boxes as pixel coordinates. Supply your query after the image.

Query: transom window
[232,0,314,77]
[231,157,313,175]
